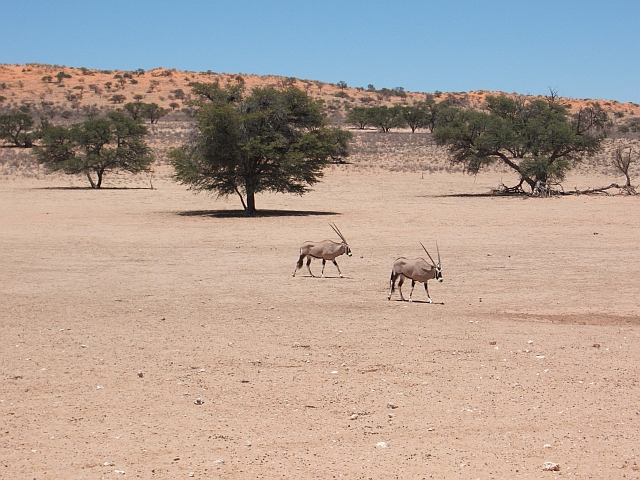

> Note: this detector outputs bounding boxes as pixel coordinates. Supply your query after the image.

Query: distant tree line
[346,99,443,133]
[0,101,170,151]
[0,101,167,187]
[2,82,635,197]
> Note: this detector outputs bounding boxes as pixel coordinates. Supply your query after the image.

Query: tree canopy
[169,83,352,214]
[432,94,607,192]
[346,106,371,129]
[123,101,145,120]
[0,112,36,147]
[35,111,153,188]
[402,102,428,133]
[346,102,443,132]
[366,106,405,132]
[190,81,243,105]
[141,103,169,124]
[122,101,168,124]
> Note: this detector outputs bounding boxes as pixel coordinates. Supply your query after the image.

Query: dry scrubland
[2,62,640,123]
[1,64,640,479]
[2,62,640,184]
[2,128,639,191]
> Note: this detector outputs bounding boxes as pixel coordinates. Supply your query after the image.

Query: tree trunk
[246,190,256,215]
[234,186,247,211]
[522,176,536,191]
[86,172,96,188]
[96,169,104,188]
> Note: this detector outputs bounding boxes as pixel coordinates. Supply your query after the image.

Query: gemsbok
[388,242,443,303]
[292,224,352,278]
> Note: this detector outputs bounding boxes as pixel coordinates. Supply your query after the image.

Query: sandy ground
[1,168,639,479]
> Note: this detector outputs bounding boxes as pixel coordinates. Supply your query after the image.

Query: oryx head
[420,241,442,282]
[330,223,352,256]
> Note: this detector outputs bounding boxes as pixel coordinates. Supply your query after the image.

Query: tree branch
[234,186,247,210]
[566,183,637,196]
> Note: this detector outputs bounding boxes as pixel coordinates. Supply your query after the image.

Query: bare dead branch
[567,183,636,196]
[613,146,634,188]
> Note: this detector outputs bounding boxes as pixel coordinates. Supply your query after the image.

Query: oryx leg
[332,259,343,278]
[292,254,305,277]
[306,257,315,277]
[424,282,433,303]
[388,271,397,300]
[321,259,326,277]
[397,276,406,301]
[409,280,416,302]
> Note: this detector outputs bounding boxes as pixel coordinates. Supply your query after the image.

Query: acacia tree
[123,101,145,120]
[402,103,429,133]
[35,111,153,188]
[82,104,100,120]
[141,103,169,124]
[0,112,35,147]
[419,97,441,132]
[346,106,371,129]
[367,106,406,132]
[190,81,243,104]
[432,94,607,193]
[171,89,186,101]
[123,101,169,123]
[169,84,352,214]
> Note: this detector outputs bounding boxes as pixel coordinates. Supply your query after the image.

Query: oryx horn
[436,241,441,267]
[330,223,347,243]
[420,241,437,267]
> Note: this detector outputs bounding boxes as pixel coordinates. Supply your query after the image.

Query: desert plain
[1,157,639,480]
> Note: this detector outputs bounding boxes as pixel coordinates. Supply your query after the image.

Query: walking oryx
[388,242,443,303]
[292,224,352,278]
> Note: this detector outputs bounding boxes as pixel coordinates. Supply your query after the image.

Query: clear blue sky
[2,1,638,102]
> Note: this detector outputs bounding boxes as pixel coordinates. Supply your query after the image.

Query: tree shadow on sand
[436,192,499,198]
[36,186,153,190]
[177,209,340,218]
[418,192,522,199]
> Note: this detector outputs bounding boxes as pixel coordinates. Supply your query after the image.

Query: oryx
[388,242,442,303]
[292,223,352,278]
